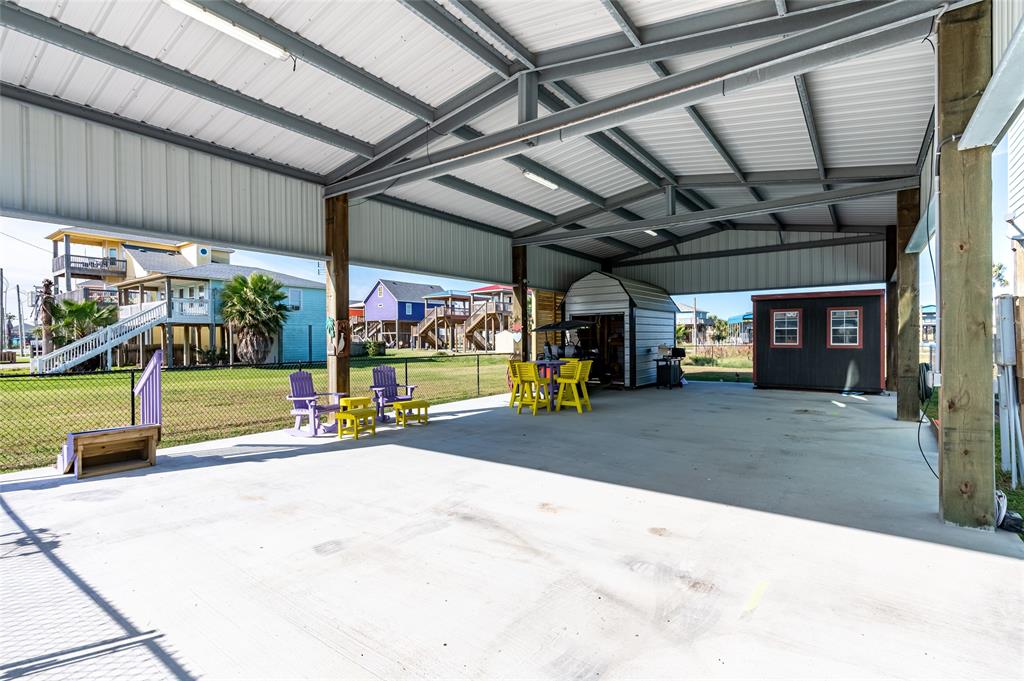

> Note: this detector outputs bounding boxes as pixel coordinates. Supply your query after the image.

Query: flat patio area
[2,382,1021,679]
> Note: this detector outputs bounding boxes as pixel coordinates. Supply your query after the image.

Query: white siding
[634,307,676,387]
[564,271,631,385]
[0,98,323,258]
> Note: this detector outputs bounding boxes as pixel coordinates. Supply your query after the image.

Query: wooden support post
[885,225,898,391]
[325,194,350,396]
[63,234,72,293]
[896,189,921,421]
[164,279,174,368]
[512,246,529,361]
[937,1,994,529]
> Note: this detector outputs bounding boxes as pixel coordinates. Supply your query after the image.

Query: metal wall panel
[613,230,885,294]
[1009,114,1024,222]
[993,0,1024,68]
[350,199,511,284]
[0,98,324,258]
[525,245,599,291]
[633,307,675,386]
[564,271,632,384]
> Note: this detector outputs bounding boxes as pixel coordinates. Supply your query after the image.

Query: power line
[0,230,52,254]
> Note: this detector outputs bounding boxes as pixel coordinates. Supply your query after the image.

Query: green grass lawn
[0,355,510,473]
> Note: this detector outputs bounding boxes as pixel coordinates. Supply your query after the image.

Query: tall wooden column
[896,189,921,421]
[885,225,898,391]
[512,245,529,361]
[325,194,350,395]
[937,1,994,529]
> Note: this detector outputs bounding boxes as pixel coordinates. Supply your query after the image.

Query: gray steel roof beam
[612,234,884,267]
[599,0,643,47]
[518,71,538,123]
[447,0,536,67]
[534,0,872,83]
[675,165,920,187]
[0,1,375,158]
[0,84,325,184]
[428,176,638,254]
[196,0,434,121]
[397,0,514,76]
[512,178,918,246]
[515,185,666,238]
[325,11,939,197]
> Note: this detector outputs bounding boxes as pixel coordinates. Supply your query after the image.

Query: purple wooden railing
[134,349,163,427]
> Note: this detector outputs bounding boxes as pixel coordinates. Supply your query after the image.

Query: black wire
[917,400,939,479]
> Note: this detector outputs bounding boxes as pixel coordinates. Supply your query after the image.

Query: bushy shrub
[365,340,386,357]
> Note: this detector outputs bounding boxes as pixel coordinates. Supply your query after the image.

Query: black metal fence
[0,354,510,473]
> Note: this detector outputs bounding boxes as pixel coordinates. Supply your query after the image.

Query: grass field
[0,354,510,473]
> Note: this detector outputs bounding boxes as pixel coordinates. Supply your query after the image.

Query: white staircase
[32,301,167,374]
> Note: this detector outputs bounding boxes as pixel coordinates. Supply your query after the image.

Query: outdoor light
[644,230,659,236]
[162,0,290,60]
[522,170,558,190]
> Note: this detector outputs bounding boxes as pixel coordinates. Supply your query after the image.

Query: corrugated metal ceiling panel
[804,41,933,168]
[246,0,493,108]
[9,0,415,145]
[617,0,741,26]
[523,136,646,197]
[384,182,532,232]
[469,0,622,53]
[694,79,817,172]
[617,108,733,176]
[0,28,352,174]
[757,184,834,225]
[448,157,589,216]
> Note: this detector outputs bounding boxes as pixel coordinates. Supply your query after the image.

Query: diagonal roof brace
[611,234,885,267]
[325,6,944,197]
[512,178,918,246]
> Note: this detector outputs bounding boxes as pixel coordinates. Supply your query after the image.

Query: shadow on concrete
[0,496,196,679]
[1,383,1017,559]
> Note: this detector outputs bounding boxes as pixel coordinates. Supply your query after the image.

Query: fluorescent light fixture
[163,0,289,60]
[644,229,659,236]
[522,170,558,190]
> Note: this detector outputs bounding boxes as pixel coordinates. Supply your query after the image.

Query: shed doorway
[571,314,626,389]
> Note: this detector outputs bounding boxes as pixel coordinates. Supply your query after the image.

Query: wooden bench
[390,399,430,427]
[336,407,378,440]
[59,425,161,479]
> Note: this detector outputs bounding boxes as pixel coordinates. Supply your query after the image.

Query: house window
[827,307,862,348]
[770,309,801,348]
[198,285,205,300]
[405,303,413,315]
[377,285,384,298]
[188,286,195,298]
[288,289,302,311]
[178,289,185,299]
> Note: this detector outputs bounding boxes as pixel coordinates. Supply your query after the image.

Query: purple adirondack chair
[287,370,345,436]
[370,365,416,421]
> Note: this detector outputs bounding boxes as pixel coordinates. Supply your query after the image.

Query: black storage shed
[752,290,885,393]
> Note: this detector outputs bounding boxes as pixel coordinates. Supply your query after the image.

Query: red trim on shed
[751,289,884,302]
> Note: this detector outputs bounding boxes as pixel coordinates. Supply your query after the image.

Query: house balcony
[52,254,127,280]
[54,288,119,306]
[117,297,212,324]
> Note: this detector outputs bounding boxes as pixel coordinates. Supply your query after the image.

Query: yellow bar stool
[507,359,524,409]
[577,359,593,412]
[516,362,549,416]
[555,361,585,414]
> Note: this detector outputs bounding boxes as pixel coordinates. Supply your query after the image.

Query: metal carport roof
[0,0,979,292]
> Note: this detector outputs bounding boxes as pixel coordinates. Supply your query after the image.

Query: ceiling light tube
[522,170,558,190]
[163,0,289,60]
[644,230,659,236]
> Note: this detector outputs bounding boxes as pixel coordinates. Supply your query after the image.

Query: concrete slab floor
[1,382,1021,679]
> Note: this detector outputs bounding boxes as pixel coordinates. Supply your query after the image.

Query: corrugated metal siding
[0,97,324,257]
[1009,114,1024,221]
[633,307,675,387]
[804,42,933,168]
[525,246,599,292]
[613,231,885,294]
[564,271,632,385]
[350,199,511,284]
[994,0,1024,67]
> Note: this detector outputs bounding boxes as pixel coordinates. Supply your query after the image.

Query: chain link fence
[0,354,510,473]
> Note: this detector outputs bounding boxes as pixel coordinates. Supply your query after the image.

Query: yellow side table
[339,396,372,411]
[336,407,378,440]
[391,399,430,427]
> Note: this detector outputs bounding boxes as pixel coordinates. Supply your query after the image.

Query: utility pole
[16,285,26,357]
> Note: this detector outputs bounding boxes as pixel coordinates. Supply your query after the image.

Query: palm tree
[219,273,290,364]
[49,299,117,348]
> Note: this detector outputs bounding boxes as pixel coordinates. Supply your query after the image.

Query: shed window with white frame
[771,310,801,348]
[828,307,862,348]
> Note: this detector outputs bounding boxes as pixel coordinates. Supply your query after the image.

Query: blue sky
[0,139,1014,319]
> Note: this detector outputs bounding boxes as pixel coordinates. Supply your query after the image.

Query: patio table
[531,359,566,410]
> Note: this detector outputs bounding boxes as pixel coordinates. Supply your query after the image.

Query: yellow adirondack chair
[555,361,585,414]
[507,359,523,408]
[516,362,549,416]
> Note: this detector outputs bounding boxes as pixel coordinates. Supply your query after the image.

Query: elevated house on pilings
[360,279,444,348]
[415,290,471,350]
